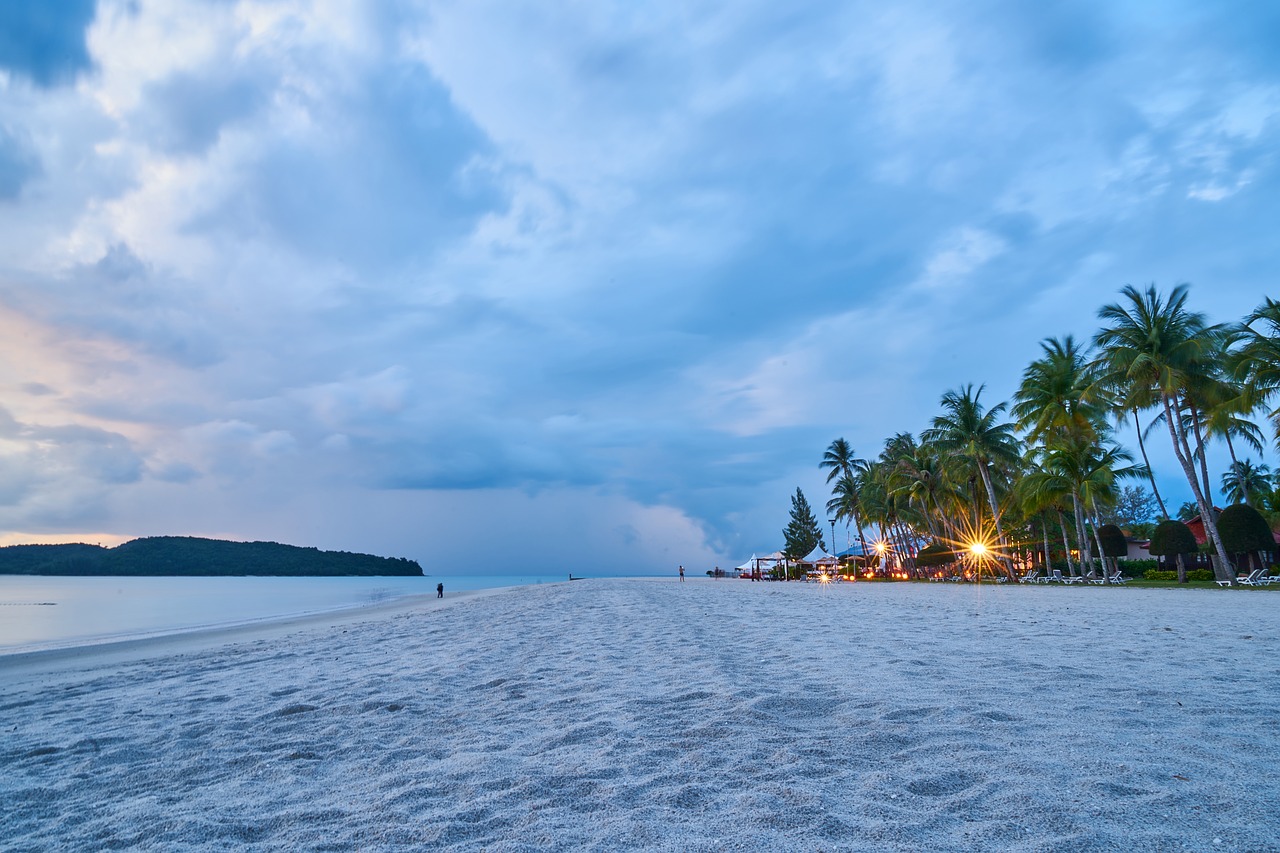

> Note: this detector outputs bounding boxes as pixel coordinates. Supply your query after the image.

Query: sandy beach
[3,579,1278,851]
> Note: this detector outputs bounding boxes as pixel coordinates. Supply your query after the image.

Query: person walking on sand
[678,565,685,582]
[437,582,444,598]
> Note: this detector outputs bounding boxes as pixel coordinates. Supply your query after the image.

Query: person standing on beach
[678,565,685,582]
[437,582,444,598]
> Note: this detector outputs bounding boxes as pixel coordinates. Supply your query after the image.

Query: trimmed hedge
[1150,520,1198,556]
[1143,568,1215,582]
[1098,524,1127,558]
[1218,504,1274,554]
[916,542,956,567]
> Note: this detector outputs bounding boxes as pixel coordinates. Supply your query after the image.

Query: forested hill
[0,537,423,576]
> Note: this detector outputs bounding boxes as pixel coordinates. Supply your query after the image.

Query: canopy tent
[801,545,837,565]
[735,555,758,571]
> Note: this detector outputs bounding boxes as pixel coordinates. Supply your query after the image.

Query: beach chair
[1046,569,1066,584]
[1017,570,1040,584]
[1238,569,1268,587]
[1107,571,1127,585]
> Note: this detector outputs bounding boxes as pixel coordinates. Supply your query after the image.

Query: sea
[0,574,573,654]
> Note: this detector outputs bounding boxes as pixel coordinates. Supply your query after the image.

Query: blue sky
[0,1,1277,574]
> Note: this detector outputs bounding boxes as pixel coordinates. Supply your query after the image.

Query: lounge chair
[1239,569,1269,587]
[1017,570,1040,584]
[1046,569,1066,584]
[1217,569,1259,588]
[1108,571,1128,585]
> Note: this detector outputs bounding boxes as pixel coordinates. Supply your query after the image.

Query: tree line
[808,285,1280,586]
[0,536,424,576]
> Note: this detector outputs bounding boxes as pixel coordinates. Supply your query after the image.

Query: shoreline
[0,584,532,688]
[0,574,587,663]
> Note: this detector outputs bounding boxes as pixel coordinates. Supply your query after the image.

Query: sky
[0,1,1278,575]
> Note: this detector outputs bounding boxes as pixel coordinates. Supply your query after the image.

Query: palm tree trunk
[1133,408,1169,519]
[970,479,980,530]
[853,512,869,568]
[1057,510,1076,576]
[976,460,1016,581]
[1162,393,1234,583]
[1223,434,1246,505]
[1090,508,1111,584]
[1191,406,1215,507]
[1041,517,1052,574]
[1071,490,1093,577]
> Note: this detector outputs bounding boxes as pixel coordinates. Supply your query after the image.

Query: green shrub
[1143,568,1214,582]
[1149,520,1197,557]
[916,542,955,567]
[1098,524,1127,558]
[1218,504,1275,554]
[1120,558,1158,575]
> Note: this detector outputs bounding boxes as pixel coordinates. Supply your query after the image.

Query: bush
[1120,558,1158,575]
[1218,504,1275,554]
[1098,524,1127,558]
[1149,520,1197,557]
[1144,568,1214,582]
[916,542,955,567]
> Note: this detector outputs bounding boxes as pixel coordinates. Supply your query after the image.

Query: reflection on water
[0,574,563,653]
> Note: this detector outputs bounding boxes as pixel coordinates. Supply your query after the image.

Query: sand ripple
[3,580,1279,851]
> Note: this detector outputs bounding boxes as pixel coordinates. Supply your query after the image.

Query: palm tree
[820,438,869,559]
[920,384,1022,580]
[825,472,864,559]
[1019,462,1080,577]
[1229,296,1280,445]
[891,444,955,540]
[1222,459,1271,506]
[1013,335,1104,446]
[1093,284,1236,583]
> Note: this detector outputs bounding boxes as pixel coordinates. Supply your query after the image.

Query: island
[0,536,423,577]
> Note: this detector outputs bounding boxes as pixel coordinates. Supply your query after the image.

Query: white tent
[735,554,757,571]
[801,544,837,565]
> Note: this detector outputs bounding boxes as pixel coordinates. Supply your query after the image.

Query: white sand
[2,579,1278,851]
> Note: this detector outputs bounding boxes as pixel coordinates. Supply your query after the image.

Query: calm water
[0,574,567,653]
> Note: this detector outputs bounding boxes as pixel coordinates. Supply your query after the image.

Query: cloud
[0,125,41,199]
[0,405,143,528]
[0,0,97,88]
[1,1,1279,566]
[140,67,269,156]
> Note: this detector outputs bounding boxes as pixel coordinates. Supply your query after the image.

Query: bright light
[969,541,988,557]
[875,541,887,554]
